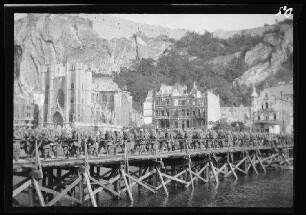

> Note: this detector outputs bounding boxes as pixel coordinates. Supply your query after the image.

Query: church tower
[251,84,258,111]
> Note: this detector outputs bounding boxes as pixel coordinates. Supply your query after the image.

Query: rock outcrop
[14,14,174,97]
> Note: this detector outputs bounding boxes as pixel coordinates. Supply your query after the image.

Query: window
[156,110,159,116]
[274,113,277,120]
[103,94,107,103]
[175,121,178,128]
[71,83,74,89]
[187,120,190,128]
[198,109,201,116]
[182,109,185,116]
[161,110,165,116]
[266,116,268,121]
[262,104,264,109]
[187,109,190,116]
[265,102,269,109]
[182,100,186,106]
[166,110,169,117]
[258,116,260,121]
[193,111,196,116]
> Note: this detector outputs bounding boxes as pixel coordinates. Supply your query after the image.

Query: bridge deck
[13,145,293,170]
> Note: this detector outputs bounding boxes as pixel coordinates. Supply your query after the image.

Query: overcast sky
[111,14,292,33]
[14,13,292,33]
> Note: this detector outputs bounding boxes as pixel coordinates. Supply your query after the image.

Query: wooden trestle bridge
[12,141,293,207]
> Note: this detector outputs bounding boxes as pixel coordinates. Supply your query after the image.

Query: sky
[111,14,292,33]
[14,13,292,33]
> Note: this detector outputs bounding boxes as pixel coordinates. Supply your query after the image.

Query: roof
[92,77,120,92]
[261,84,293,98]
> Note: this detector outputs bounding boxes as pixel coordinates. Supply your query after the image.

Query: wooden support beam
[156,168,168,196]
[124,172,156,193]
[120,169,133,202]
[256,154,266,173]
[121,170,154,192]
[83,172,97,207]
[32,177,45,206]
[88,176,121,197]
[160,171,188,185]
[40,186,82,204]
[248,155,258,175]
[28,183,34,206]
[216,163,228,175]
[46,176,81,206]
[13,179,31,197]
[209,161,219,184]
[228,162,238,180]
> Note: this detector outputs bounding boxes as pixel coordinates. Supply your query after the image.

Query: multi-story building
[143,82,221,129]
[14,97,35,128]
[251,84,293,134]
[220,104,251,124]
[38,63,134,129]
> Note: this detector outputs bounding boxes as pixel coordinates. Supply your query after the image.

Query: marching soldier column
[13,126,293,207]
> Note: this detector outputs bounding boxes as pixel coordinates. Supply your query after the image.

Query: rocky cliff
[14,14,176,97]
[14,14,293,99]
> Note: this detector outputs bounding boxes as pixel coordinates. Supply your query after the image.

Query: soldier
[116,130,124,154]
[13,128,22,162]
[177,129,186,152]
[158,129,166,152]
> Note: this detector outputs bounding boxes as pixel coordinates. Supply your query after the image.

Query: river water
[96,169,293,208]
[13,168,293,208]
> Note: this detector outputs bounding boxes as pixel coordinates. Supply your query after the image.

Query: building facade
[252,84,293,134]
[143,83,221,129]
[38,63,134,129]
[14,97,35,128]
[220,104,251,124]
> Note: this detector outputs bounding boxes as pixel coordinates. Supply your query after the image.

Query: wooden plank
[40,186,82,204]
[83,172,97,207]
[13,179,31,197]
[89,176,121,197]
[157,168,168,196]
[46,176,81,206]
[125,172,156,193]
[32,178,45,206]
[120,169,133,201]
[155,170,187,190]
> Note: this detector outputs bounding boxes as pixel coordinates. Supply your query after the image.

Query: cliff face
[14,14,174,97]
[14,14,293,99]
[235,24,293,87]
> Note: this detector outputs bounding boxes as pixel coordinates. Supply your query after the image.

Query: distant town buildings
[143,82,221,129]
[14,97,35,128]
[36,63,137,130]
[251,83,293,134]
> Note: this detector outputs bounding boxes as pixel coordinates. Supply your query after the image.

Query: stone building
[13,97,35,128]
[38,62,133,129]
[220,104,251,124]
[143,82,221,129]
[251,84,293,134]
